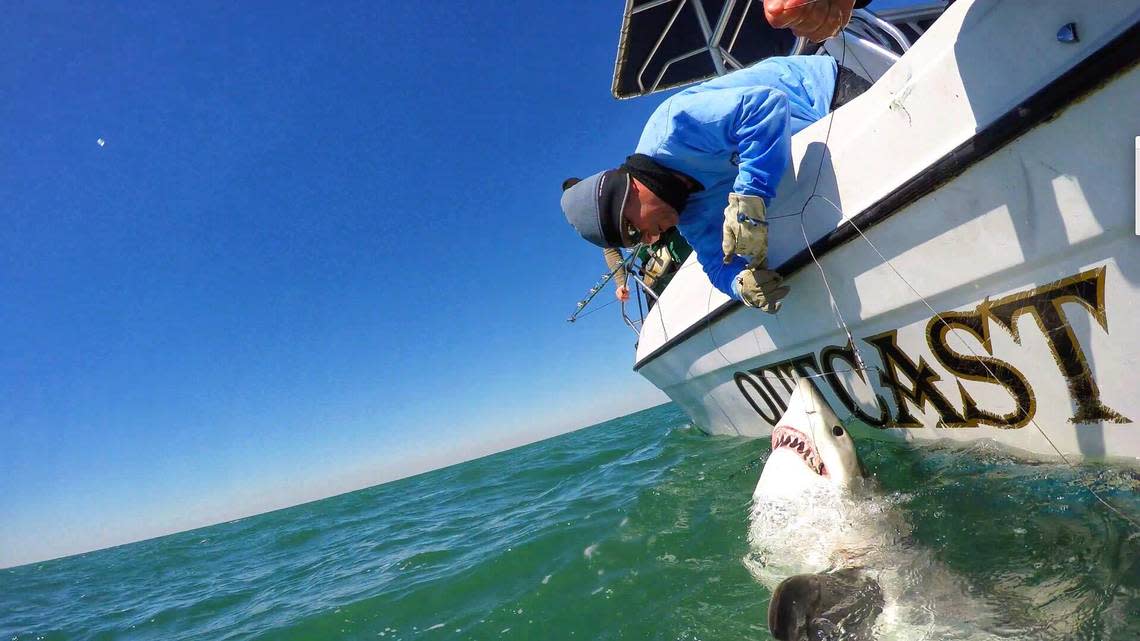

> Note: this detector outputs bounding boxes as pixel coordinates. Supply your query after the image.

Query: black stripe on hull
[633,17,1140,373]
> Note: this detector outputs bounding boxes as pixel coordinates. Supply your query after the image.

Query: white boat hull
[633,0,1140,461]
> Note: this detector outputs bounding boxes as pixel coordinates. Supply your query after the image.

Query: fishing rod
[567,244,644,323]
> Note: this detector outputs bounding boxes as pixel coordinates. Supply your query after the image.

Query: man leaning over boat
[561,0,869,313]
[564,177,693,308]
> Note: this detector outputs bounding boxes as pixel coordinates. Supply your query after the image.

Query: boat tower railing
[627,1,948,96]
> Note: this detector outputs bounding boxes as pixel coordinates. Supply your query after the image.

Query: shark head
[768,568,884,641]
[753,377,864,501]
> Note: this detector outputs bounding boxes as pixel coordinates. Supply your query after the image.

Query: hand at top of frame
[763,0,857,43]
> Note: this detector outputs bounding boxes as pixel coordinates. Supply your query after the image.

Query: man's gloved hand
[733,267,790,313]
[722,193,769,266]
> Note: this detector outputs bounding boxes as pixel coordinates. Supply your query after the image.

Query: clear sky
[0,1,678,568]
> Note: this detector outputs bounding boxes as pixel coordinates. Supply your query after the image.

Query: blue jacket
[634,56,836,298]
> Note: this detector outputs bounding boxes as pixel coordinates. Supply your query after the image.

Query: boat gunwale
[632,16,1140,373]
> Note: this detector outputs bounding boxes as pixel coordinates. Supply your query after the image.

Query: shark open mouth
[771,426,827,477]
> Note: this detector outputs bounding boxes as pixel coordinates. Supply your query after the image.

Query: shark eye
[832,425,845,437]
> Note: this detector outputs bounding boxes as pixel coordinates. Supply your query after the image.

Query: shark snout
[755,379,864,497]
[770,425,828,477]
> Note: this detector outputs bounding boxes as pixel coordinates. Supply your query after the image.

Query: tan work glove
[722,193,769,266]
[734,267,790,313]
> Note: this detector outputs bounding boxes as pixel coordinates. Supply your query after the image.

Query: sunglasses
[621,215,642,248]
[616,177,643,248]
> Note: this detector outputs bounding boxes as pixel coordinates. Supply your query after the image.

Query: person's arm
[723,87,796,310]
[730,87,792,202]
[650,81,811,299]
[603,247,629,302]
[763,0,870,42]
[677,210,751,300]
[659,84,795,204]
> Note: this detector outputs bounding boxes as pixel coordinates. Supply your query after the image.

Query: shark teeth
[770,426,827,477]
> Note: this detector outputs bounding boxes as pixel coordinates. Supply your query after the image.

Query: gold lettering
[927,310,1036,428]
[819,344,890,427]
[734,371,780,425]
[982,267,1128,424]
[865,330,970,428]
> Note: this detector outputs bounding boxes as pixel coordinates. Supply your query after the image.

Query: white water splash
[744,484,1042,641]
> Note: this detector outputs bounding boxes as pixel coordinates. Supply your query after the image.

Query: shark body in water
[746,378,1055,641]
[747,376,890,640]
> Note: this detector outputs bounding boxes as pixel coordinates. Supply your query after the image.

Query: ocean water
[2,403,1138,641]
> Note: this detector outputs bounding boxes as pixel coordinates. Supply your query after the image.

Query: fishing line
[647,251,678,342]
[569,241,651,322]
[707,284,736,366]
[719,31,888,487]
[793,30,869,376]
[573,297,620,320]
[585,241,677,341]
[693,272,747,434]
[707,30,862,437]
[825,195,1140,530]
[739,367,875,381]
[569,241,667,345]
[786,32,1140,530]
[706,25,1134,531]
[691,20,1140,530]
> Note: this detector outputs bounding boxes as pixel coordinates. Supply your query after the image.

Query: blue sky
[0,1,677,568]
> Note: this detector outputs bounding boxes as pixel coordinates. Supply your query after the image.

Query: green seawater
[2,403,1138,640]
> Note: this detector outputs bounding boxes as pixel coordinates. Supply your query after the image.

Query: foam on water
[747,437,1140,641]
[747,478,1020,640]
[1,404,1137,640]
